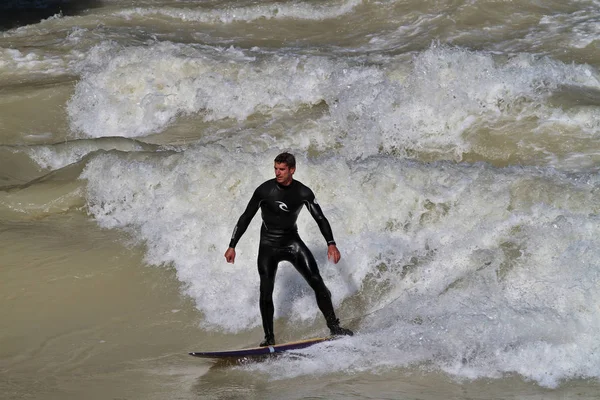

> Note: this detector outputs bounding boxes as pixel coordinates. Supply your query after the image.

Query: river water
[1,1,600,399]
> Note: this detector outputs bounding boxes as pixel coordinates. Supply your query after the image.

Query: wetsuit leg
[289,239,338,326]
[257,245,280,341]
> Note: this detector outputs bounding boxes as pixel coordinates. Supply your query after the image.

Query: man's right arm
[228,188,261,249]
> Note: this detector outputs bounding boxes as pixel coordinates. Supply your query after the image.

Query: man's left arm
[304,190,341,264]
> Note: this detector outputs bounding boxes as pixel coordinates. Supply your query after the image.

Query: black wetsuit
[229,178,339,340]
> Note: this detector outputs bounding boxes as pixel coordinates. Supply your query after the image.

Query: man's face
[274,162,295,186]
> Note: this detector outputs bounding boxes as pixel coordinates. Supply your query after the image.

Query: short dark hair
[274,152,296,169]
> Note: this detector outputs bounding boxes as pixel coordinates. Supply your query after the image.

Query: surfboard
[189,336,333,359]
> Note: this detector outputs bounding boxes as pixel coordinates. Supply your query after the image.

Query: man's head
[274,152,296,186]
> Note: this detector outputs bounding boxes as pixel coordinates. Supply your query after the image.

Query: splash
[80,146,600,387]
[117,0,363,24]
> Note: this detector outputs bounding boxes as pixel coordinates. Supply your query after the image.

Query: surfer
[224,152,353,346]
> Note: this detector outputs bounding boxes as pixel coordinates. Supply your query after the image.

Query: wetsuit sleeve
[228,188,261,248]
[304,189,336,246]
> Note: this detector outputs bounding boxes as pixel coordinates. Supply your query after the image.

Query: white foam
[539,7,600,49]
[66,44,600,167]
[66,41,370,138]
[27,138,156,170]
[80,146,600,387]
[331,46,600,159]
[0,47,70,76]
[116,0,362,24]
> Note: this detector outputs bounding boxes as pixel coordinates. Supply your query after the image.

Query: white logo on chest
[275,201,290,212]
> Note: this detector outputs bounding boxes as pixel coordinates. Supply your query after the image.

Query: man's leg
[257,246,279,346]
[291,240,353,337]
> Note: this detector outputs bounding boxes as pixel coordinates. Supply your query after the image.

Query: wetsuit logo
[275,201,290,212]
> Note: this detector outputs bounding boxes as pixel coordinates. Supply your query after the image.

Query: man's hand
[224,247,236,264]
[327,244,341,264]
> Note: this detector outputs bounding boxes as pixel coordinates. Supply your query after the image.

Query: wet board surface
[189,336,333,358]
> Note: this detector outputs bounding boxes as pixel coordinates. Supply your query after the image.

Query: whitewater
[1,1,600,399]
